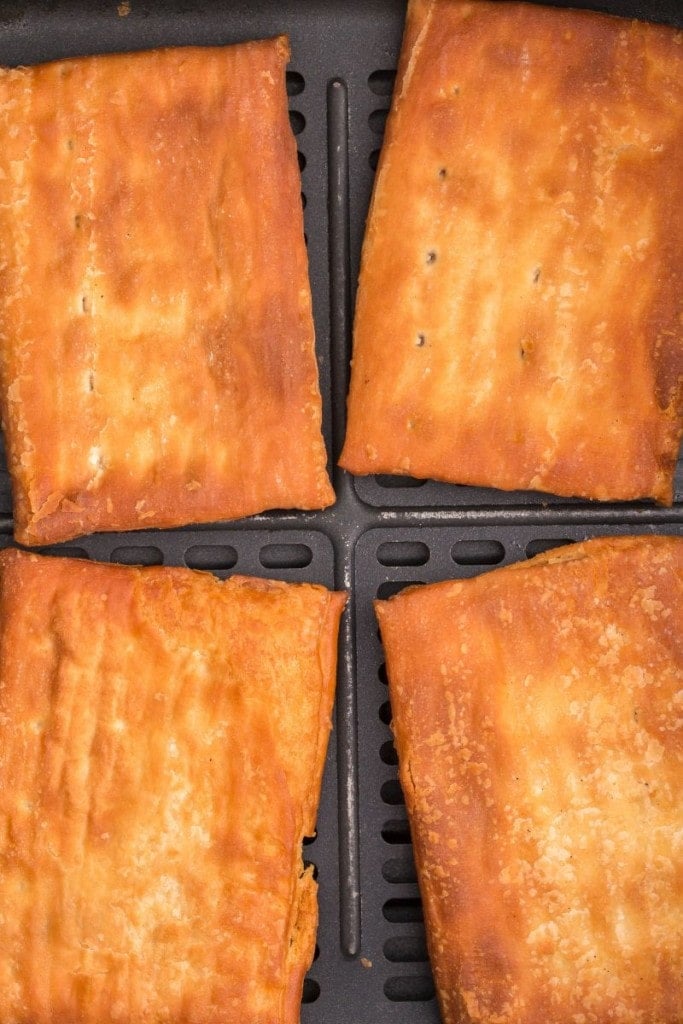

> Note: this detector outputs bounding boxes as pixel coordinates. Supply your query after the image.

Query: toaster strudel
[0,38,334,546]
[341,0,683,503]
[376,534,683,1024]
[0,548,345,1024]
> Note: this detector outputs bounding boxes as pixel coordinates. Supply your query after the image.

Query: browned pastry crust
[376,534,683,1024]
[0,39,334,546]
[0,548,345,1023]
[341,0,683,503]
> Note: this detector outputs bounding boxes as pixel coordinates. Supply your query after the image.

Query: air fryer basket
[0,2,680,1022]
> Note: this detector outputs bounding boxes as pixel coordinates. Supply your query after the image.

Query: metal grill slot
[381,819,411,845]
[378,700,392,725]
[368,108,389,134]
[184,545,238,571]
[377,541,429,567]
[382,856,417,885]
[286,70,305,96]
[37,546,89,560]
[302,979,321,1003]
[526,537,575,558]
[376,581,421,600]
[451,539,505,565]
[383,897,423,923]
[380,740,398,766]
[368,69,396,95]
[380,779,404,806]
[110,545,163,566]
[374,474,426,489]
[289,109,306,134]
[384,976,435,1002]
[383,935,428,962]
[259,543,313,569]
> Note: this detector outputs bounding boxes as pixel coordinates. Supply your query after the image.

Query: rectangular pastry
[341,0,683,503]
[376,534,683,1024]
[0,548,345,1024]
[0,38,334,546]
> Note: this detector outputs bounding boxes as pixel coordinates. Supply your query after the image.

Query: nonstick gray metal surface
[0,2,681,1022]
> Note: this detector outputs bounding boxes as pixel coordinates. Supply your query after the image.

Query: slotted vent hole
[297,150,306,171]
[38,546,89,560]
[384,976,435,1002]
[286,70,305,96]
[384,935,429,963]
[382,819,412,845]
[368,108,389,135]
[376,580,422,601]
[382,856,417,885]
[378,662,389,685]
[374,474,426,489]
[289,109,306,135]
[380,740,398,766]
[110,546,163,566]
[377,541,429,567]
[526,537,575,559]
[369,148,381,171]
[378,700,392,725]
[368,69,396,96]
[451,539,505,566]
[383,897,423,923]
[380,779,405,806]
[301,979,320,1004]
[184,545,237,571]
[259,543,312,570]
[301,191,307,209]
[303,832,317,847]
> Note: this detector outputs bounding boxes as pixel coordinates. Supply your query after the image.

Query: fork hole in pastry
[81,294,90,314]
[74,213,82,228]
[416,332,426,347]
[438,166,448,179]
[425,250,437,265]
[87,370,95,393]
[532,265,542,283]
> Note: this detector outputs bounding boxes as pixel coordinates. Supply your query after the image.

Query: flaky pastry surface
[0,548,345,1023]
[0,39,333,546]
[341,0,683,503]
[376,534,683,1024]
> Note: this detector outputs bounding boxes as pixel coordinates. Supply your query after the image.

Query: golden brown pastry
[341,0,683,503]
[0,547,345,1024]
[0,39,334,546]
[376,534,683,1024]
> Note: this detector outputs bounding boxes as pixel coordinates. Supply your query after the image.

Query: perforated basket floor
[0,3,681,1023]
